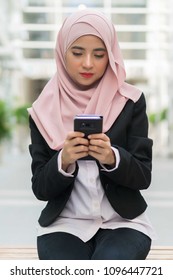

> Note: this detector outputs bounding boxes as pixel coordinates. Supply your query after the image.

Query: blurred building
[0,0,172,155]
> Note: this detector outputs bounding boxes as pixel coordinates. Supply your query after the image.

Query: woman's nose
[82,55,93,69]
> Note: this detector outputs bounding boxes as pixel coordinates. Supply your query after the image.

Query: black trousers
[37,228,151,260]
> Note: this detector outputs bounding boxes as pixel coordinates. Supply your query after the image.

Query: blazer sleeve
[29,116,78,201]
[100,93,153,190]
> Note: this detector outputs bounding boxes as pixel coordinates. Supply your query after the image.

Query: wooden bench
[0,247,38,260]
[147,246,173,260]
[0,246,173,260]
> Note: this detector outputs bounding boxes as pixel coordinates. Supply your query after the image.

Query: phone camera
[81,122,86,128]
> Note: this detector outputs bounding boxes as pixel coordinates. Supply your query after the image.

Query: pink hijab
[28,9,142,150]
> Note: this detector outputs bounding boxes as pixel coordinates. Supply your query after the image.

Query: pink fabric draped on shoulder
[28,9,142,150]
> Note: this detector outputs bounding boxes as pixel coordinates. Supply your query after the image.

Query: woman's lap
[37,231,94,260]
[92,228,151,260]
[37,228,151,260]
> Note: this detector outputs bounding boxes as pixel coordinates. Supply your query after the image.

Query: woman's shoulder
[135,92,146,108]
[29,115,39,131]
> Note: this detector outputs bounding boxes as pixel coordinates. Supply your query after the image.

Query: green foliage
[13,104,30,125]
[149,108,168,124]
[0,99,11,141]
[0,100,31,142]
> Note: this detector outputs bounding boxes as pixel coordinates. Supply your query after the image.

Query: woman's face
[65,35,109,89]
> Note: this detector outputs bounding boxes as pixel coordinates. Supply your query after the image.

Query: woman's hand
[61,131,89,171]
[88,133,116,167]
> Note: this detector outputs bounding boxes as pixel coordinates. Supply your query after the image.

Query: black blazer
[29,93,153,227]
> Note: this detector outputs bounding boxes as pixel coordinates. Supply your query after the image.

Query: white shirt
[37,149,156,242]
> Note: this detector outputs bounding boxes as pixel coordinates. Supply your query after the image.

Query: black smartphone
[74,114,103,137]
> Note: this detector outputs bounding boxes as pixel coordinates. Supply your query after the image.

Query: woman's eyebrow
[93,48,106,52]
[71,46,106,51]
[71,46,84,50]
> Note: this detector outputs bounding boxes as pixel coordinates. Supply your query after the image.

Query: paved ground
[0,141,173,247]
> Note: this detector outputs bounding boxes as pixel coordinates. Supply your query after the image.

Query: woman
[28,9,155,260]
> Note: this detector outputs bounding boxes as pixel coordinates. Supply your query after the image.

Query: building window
[25,31,53,41]
[23,48,54,59]
[117,32,146,42]
[27,0,55,6]
[111,0,146,7]
[23,12,55,24]
[112,14,146,25]
[122,49,146,60]
[62,0,103,8]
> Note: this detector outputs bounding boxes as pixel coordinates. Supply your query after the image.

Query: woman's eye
[95,54,104,58]
[72,52,82,56]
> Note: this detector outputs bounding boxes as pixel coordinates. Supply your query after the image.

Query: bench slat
[0,246,173,260]
[0,248,38,260]
[147,246,173,260]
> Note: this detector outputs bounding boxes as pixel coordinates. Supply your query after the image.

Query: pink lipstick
[80,73,94,78]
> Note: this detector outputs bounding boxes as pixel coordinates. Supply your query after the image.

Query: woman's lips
[80,73,94,78]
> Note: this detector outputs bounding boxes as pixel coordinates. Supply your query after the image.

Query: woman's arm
[29,116,78,201]
[100,94,153,190]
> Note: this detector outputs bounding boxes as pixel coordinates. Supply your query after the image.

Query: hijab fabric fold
[28,9,142,150]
